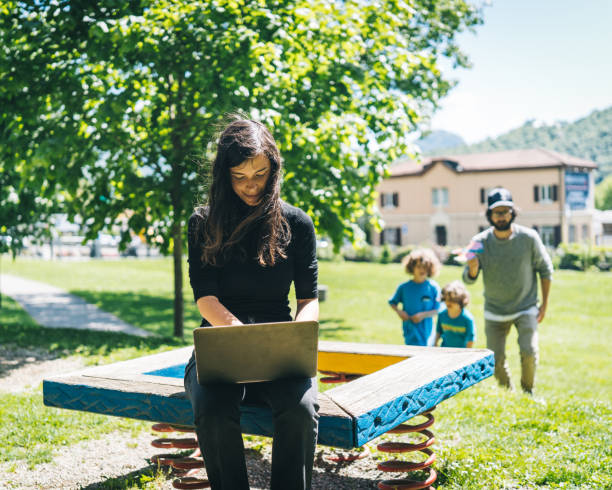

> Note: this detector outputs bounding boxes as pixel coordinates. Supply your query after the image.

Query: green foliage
[554,242,612,271]
[391,245,414,263]
[448,106,612,182]
[379,244,391,264]
[595,174,612,210]
[1,0,483,335]
[0,389,149,468]
[1,0,483,250]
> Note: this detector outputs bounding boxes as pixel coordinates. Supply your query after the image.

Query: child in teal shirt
[435,280,475,348]
[389,248,441,346]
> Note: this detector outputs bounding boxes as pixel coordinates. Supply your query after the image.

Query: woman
[183,117,320,490]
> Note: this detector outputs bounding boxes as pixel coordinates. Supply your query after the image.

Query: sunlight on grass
[1,257,611,487]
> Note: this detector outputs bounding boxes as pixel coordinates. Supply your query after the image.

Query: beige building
[375,148,597,248]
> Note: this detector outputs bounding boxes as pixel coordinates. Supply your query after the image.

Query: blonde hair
[441,280,470,307]
[402,248,441,277]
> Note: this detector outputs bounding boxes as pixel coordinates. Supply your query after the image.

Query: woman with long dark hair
[183,117,320,489]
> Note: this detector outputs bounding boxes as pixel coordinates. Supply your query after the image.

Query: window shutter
[534,186,540,202]
[392,192,399,207]
[553,226,561,246]
[380,230,385,245]
[552,184,558,202]
[395,228,401,245]
[380,194,385,207]
[480,188,485,204]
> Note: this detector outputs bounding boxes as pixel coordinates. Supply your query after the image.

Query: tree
[1,0,482,336]
[596,175,612,210]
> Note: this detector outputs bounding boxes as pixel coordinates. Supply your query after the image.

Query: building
[375,148,598,248]
[594,210,612,246]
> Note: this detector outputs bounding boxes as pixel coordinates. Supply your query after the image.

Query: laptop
[193,320,319,384]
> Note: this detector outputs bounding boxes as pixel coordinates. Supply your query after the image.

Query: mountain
[415,130,466,154]
[443,106,612,182]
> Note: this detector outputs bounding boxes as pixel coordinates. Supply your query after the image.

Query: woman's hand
[196,296,243,326]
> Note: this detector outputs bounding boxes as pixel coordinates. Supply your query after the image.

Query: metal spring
[319,370,362,384]
[150,423,210,489]
[376,409,437,490]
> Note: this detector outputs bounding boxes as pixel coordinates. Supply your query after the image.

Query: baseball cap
[487,187,514,209]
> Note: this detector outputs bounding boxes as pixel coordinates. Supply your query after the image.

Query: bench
[43,341,493,448]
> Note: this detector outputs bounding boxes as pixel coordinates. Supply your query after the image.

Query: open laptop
[193,320,319,384]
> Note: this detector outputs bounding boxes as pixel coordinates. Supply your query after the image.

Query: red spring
[151,423,210,489]
[151,437,199,449]
[172,473,211,489]
[377,409,437,490]
[319,370,362,384]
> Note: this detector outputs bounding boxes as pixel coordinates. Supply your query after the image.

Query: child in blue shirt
[435,280,475,348]
[389,248,441,346]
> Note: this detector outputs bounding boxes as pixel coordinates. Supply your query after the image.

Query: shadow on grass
[71,290,202,338]
[319,318,358,340]
[0,294,188,375]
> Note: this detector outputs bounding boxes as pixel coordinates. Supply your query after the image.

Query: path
[0,273,151,337]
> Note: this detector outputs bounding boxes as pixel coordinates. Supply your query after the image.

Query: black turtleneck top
[187,201,318,326]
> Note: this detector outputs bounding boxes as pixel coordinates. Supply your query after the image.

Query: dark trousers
[184,354,319,490]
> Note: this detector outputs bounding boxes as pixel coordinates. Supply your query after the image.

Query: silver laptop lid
[193,320,319,384]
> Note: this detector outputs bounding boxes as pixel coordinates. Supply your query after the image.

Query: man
[462,187,553,394]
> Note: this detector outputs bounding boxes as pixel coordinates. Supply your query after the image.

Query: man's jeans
[184,352,319,489]
[485,313,538,393]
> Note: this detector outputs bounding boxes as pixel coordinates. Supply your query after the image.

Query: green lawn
[1,257,611,488]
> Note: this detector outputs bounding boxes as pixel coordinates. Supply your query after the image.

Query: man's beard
[493,221,512,231]
[487,212,515,230]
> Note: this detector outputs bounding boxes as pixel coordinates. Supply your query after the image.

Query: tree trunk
[172,219,184,338]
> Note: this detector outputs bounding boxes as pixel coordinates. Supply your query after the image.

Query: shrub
[392,246,414,263]
[554,243,612,271]
[380,245,392,264]
[343,244,377,262]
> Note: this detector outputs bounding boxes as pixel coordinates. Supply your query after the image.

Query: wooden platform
[43,341,494,448]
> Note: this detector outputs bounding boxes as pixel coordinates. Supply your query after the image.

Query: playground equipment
[43,341,493,488]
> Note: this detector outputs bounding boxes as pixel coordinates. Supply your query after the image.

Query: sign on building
[565,172,589,210]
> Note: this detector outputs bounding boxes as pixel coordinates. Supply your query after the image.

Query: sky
[429,0,612,144]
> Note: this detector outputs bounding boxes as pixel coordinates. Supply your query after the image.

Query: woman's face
[230,154,272,207]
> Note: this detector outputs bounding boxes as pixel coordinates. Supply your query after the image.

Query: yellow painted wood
[317,351,408,375]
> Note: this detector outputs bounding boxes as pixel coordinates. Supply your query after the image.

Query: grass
[1,256,611,488]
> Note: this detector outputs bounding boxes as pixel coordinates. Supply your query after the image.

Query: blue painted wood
[42,380,356,448]
[353,353,494,446]
[43,380,194,427]
[42,344,494,450]
[145,364,186,378]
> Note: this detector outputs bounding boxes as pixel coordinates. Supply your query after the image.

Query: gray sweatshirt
[462,224,553,316]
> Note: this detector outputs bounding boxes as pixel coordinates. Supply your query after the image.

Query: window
[582,224,589,242]
[381,227,401,245]
[534,184,558,203]
[435,225,447,246]
[540,226,555,246]
[432,187,448,207]
[380,192,399,209]
[568,225,576,243]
